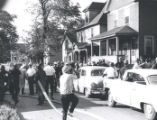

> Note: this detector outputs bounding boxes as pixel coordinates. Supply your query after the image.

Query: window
[147,75,157,85]
[144,36,155,56]
[91,28,94,37]
[125,16,129,25]
[114,20,117,28]
[91,69,105,76]
[81,70,86,76]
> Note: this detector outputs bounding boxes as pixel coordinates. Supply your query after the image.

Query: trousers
[61,94,79,120]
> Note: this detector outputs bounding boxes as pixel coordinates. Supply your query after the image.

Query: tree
[0,10,18,62]
[26,0,82,63]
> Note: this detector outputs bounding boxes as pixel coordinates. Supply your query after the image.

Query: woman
[60,63,79,120]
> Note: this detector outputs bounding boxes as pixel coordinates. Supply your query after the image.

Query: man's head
[0,0,8,9]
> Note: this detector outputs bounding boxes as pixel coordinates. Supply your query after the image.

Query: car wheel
[108,92,116,107]
[144,104,157,120]
[84,88,91,98]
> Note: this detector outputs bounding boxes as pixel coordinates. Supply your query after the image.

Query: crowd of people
[1,57,157,120]
[0,62,64,105]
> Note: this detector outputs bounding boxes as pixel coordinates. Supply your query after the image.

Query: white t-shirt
[103,67,118,78]
[26,68,36,77]
[44,65,55,76]
[60,73,77,95]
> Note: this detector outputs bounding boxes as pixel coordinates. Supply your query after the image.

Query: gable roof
[77,12,107,31]
[83,2,106,13]
[89,26,138,41]
[62,32,77,45]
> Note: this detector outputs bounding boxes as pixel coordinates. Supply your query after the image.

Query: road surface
[4,92,146,120]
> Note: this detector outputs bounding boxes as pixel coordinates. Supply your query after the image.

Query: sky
[4,0,105,43]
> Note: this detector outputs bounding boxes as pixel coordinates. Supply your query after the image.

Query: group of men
[0,62,63,105]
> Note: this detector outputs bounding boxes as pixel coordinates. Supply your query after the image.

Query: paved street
[4,92,146,120]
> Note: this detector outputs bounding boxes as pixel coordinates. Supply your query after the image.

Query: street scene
[1,0,157,120]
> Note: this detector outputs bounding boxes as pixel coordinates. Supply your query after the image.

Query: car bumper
[91,89,106,95]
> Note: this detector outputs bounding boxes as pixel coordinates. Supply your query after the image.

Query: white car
[107,69,157,120]
[73,66,107,97]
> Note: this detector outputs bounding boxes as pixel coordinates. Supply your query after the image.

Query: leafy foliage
[0,10,18,62]
[26,0,82,63]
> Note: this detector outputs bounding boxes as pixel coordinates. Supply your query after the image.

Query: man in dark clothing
[9,64,21,105]
[152,57,157,69]
[36,64,46,105]
[0,65,8,102]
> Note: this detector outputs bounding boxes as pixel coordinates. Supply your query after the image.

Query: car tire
[84,88,91,98]
[144,104,157,120]
[108,91,116,107]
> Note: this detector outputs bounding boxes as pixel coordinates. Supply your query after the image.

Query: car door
[78,69,87,93]
[117,72,134,106]
[130,73,147,108]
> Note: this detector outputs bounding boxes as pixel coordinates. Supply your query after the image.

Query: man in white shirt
[60,63,78,120]
[103,63,118,79]
[26,64,36,95]
[44,63,56,99]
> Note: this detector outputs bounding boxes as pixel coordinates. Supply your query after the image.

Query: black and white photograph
[1,0,157,120]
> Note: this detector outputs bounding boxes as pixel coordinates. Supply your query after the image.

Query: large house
[62,2,107,63]
[62,0,157,64]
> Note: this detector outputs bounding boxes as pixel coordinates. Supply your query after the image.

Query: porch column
[91,42,93,57]
[99,41,102,56]
[116,37,119,62]
[106,39,109,55]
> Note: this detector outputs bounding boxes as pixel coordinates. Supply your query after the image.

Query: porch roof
[75,42,98,49]
[89,26,138,41]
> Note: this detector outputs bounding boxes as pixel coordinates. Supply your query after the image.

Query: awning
[89,26,138,41]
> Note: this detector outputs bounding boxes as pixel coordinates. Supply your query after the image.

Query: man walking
[9,64,21,105]
[36,64,46,105]
[60,63,79,120]
[26,64,36,95]
[44,63,55,99]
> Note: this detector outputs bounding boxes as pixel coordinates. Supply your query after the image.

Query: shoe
[68,112,73,117]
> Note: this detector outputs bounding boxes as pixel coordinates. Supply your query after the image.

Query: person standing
[19,64,27,95]
[152,57,157,69]
[36,64,46,105]
[0,65,8,102]
[60,63,79,120]
[103,63,118,79]
[44,63,55,99]
[9,64,21,105]
[26,64,36,95]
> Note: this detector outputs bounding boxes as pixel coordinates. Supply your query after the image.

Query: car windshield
[91,69,105,76]
[147,75,157,85]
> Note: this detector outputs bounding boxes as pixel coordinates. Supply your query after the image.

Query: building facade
[91,0,157,63]
[62,0,157,64]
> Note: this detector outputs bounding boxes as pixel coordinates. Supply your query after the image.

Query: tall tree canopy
[27,0,82,63]
[0,10,18,62]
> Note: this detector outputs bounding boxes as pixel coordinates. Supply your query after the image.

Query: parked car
[107,69,157,120]
[73,66,107,97]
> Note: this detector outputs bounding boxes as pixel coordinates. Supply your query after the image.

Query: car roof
[81,66,107,71]
[126,69,157,77]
